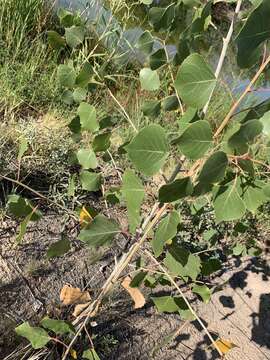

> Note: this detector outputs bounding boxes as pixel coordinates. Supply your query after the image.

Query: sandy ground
[1,213,270,359]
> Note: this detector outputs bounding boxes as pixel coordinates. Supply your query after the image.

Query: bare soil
[1,212,270,360]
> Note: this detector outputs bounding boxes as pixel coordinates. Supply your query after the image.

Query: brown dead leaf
[121,276,145,309]
[60,285,91,305]
[213,339,238,355]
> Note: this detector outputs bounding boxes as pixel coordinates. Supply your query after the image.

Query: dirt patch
[1,213,270,360]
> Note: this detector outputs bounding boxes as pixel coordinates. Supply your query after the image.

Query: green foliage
[80,171,102,191]
[40,317,74,335]
[77,148,98,169]
[47,238,71,259]
[139,68,160,91]
[159,177,193,203]
[15,322,50,349]
[83,348,101,360]
[78,103,99,132]
[197,152,228,184]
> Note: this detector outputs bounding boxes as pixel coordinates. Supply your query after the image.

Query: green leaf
[69,116,81,134]
[174,53,216,109]
[177,107,198,135]
[57,64,76,89]
[62,89,74,105]
[18,138,28,161]
[76,62,93,88]
[162,95,179,112]
[263,184,270,198]
[83,349,100,360]
[201,258,221,276]
[15,322,50,349]
[77,102,99,132]
[80,171,101,191]
[47,31,65,49]
[149,48,167,70]
[192,284,211,304]
[92,132,111,152]
[198,151,228,184]
[78,214,120,247]
[16,211,36,244]
[140,68,160,91]
[236,0,270,68]
[40,317,74,335]
[152,296,195,320]
[58,8,74,27]
[7,195,41,220]
[232,243,246,256]
[47,238,71,259]
[121,170,145,234]
[77,148,98,169]
[142,100,161,118]
[242,180,266,213]
[176,120,212,160]
[213,183,246,223]
[164,246,201,281]
[228,119,263,153]
[259,110,270,136]
[173,37,190,66]
[136,31,153,55]
[73,88,87,103]
[126,124,169,176]
[149,4,175,32]
[152,211,180,257]
[65,26,85,48]
[159,177,193,203]
[130,271,148,288]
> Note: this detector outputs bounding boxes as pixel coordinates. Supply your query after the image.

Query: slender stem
[144,250,223,357]
[203,0,242,115]
[214,54,270,138]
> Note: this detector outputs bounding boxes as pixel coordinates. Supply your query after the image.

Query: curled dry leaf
[121,276,145,309]
[60,285,91,305]
[79,206,93,228]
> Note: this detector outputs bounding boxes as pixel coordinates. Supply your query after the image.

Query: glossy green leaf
[47,31,65,49]
[174,53,216,108]
[136,31,153,55]
[77,102,99,132]
[77,148,98,169]
[126,124,169,176]
[176,120,212,160]
[142,100,161,118]
[65,26,85,48]
[152,211,180,257]
[57,64,76,89]
[159,177,193,203]
[15,322,50,349]
[92,132,111,152]
[76,62,93,88]
[78,214,120,247]
[213,183,246,223]
[198,151,228,184]
[192,284,211,304]
[47,238,71,259]
[140,68,160,91]
[122,170,145,233]
[149,48,167,70]
[40,317,74,335]
[236,0,270,68]
[80,171,101,191]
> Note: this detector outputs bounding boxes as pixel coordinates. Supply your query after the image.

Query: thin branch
[203,0,242,115]
[144,250,223,358]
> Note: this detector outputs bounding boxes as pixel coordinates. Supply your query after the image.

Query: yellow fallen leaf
[213,339,238,355]
[60,285,91,305]
[70,349,77,359]
[79,206,93,227]
[121,276,145,309]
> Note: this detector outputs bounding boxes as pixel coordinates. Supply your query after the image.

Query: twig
[0,174,77,219]
[214,53,270,138]
[203,0,243,115]
[144,250,223,358]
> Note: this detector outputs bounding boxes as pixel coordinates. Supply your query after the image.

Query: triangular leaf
[159,177,193,203]
[197,151,228,184]
[140,68,160,91]
[77,148,98,169]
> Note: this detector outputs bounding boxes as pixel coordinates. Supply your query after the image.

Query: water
[56,0,270,111]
